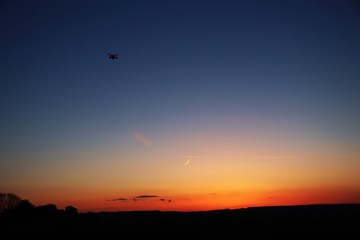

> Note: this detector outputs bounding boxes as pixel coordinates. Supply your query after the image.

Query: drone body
[108,53,118,59]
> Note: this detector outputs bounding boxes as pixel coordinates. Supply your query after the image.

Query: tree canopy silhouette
[65,205,78,216]
[0,192,22,212]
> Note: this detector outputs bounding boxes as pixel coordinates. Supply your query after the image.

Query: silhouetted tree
[35,204,58,220]
[35,203,57,212]
[65,205,78,220]
[15,200,34,212]
[65,205,78,215]
[0,193,22,212]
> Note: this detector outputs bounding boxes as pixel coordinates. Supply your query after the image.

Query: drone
[108,53,118,59]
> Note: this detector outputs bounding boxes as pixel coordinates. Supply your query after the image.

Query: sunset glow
[1,0,359,212]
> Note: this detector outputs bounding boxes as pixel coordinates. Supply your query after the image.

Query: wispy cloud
[183,155,204,166]
[183,155,204,159]
[184,159,191,166]
[112,198,127,201]
[107,197,128,202]
[108,194,171,203]
[133,131,153,146]
[254,156,296,159]
[135,195,159,199]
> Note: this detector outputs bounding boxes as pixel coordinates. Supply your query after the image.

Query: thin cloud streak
[133,132,153,146]
[182,154,204,166]
[183,155,204,159]
[112,198,127,201]
[108,194,162,203]
[135,195,159,199]
[184,159,191,166]
[254,156,296,159]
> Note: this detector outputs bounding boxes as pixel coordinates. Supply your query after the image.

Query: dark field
[1,204,359,238]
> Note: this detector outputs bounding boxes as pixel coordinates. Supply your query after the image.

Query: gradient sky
[1,0,360,212]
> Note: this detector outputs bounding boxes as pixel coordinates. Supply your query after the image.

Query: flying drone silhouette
[108,53,118,59]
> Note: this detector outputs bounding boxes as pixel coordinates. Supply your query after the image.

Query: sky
[1,0,360,212]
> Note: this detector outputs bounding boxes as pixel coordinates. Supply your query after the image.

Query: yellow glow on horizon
[2,127,360,212]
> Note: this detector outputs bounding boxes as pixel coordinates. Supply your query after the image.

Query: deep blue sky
[1,0,360,163]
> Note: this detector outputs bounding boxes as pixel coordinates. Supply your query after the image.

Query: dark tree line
[0,192,22,212]
[0,192,79,222]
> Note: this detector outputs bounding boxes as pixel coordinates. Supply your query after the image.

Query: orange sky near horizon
[2,125,360,213]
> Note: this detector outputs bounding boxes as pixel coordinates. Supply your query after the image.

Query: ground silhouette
[1,200,359,238]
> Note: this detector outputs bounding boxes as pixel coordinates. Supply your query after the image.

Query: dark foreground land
[1,204,359,238]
